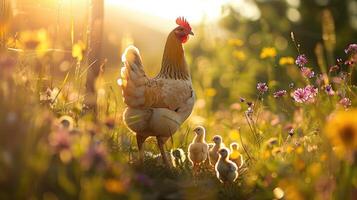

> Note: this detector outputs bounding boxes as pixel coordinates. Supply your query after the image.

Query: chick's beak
[189,31,194,36]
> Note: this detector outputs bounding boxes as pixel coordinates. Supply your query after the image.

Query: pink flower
[339,97,351,108]
[292,85,318,103]
[301,67,315,78]
[292,88,309,103]
[257,82,268,94]
[295,54,308,67]
[273,90,287,98]
[345,44,357,54]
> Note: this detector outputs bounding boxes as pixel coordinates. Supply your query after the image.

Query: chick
[215,147,238,183]
[188,126,209,169]
[209,135,225,166]
[170,148,186,168]
[229,142,244,169]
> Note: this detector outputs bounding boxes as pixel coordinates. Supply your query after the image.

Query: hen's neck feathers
[158,31,190,80]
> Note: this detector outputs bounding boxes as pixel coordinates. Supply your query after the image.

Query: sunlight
[106,0,233,23]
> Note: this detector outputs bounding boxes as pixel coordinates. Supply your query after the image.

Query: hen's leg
[156,136,171,167]
[136,134,147,163]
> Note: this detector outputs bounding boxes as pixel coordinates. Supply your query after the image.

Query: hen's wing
[120,45,193,110]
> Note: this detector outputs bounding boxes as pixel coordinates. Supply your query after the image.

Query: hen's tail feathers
[121,45,148,107]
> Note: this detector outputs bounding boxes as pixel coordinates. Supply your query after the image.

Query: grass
[1,5,357,200]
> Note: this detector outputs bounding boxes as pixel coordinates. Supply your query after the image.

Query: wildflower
[315,74,328,86]
[49,129,72,152]
[305,85,318,98]
[266,137,278,148]
[295,54,308,67]
[273,90,287,98]
[339,97,351,108]
[292,88,309,103]
[136,173,154,187]
[344,43,357,55]
[260,47,277,59]
[205,88,216,97]
[288,128,294,136]
[104,179,125,194]
[228,38,244,46]
[72,41,86,61]
[19,29,50,54]
[272,147,282,156]
[232,50,246,61]
[245,107,254,119]
[58,115,75,131]
[279,56,294,65]
[325,109,357,159]
[81,143,108,170]
[300,67,315,78]
[239,97,245,103]
[292,85,318,103]
[257,82,268,94]
[325,85,335,96]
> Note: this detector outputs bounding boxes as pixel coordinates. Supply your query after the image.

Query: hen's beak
[189,31,194,36]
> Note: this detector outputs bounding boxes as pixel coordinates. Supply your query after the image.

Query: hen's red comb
[176,17,191,31]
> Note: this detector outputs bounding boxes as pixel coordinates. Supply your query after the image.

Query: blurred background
[1,1,357,199]
[8,0,357,103]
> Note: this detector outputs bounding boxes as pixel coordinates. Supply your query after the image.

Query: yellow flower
[232,50,246,61]
[325,109,357,159]
[18,29,50,55]
[260,47,277,59]
[204,88,216,97]
[104,179,125,194]
[228,38,244,47]
[72,41,86,61]
[229,130,240,141]
[279,56,295,65]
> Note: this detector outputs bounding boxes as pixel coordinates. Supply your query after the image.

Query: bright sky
[106,0,260,24]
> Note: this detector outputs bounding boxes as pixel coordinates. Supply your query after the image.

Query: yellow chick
[188,126,209,169]
[209,135,225,166]
[230,142,244,169]
[215,147,238,183]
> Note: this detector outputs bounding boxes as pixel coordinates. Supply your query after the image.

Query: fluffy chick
[170,148,186,168]
[215,147,238,183]
[188,126,209,169]
[209,135,225,166]
[229,142,244,169]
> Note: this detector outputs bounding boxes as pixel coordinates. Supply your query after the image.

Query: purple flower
[295,54,308,67]
[292,88,309,103]
[292,85,318,103]
[339,97,351,108]
[49,130,72,152]
[301,67,315,78]
[305,85,318,97]
[273,90,287,98]
[325,85,335,96]
[257,82,268,94]
[239,97,245,103]
[344,44,357,54]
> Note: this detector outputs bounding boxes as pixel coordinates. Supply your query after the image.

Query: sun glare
[105,0,233,23]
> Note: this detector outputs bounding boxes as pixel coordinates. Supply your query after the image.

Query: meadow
[0,0,357,199]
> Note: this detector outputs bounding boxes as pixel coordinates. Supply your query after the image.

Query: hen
[119,17,195,166]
